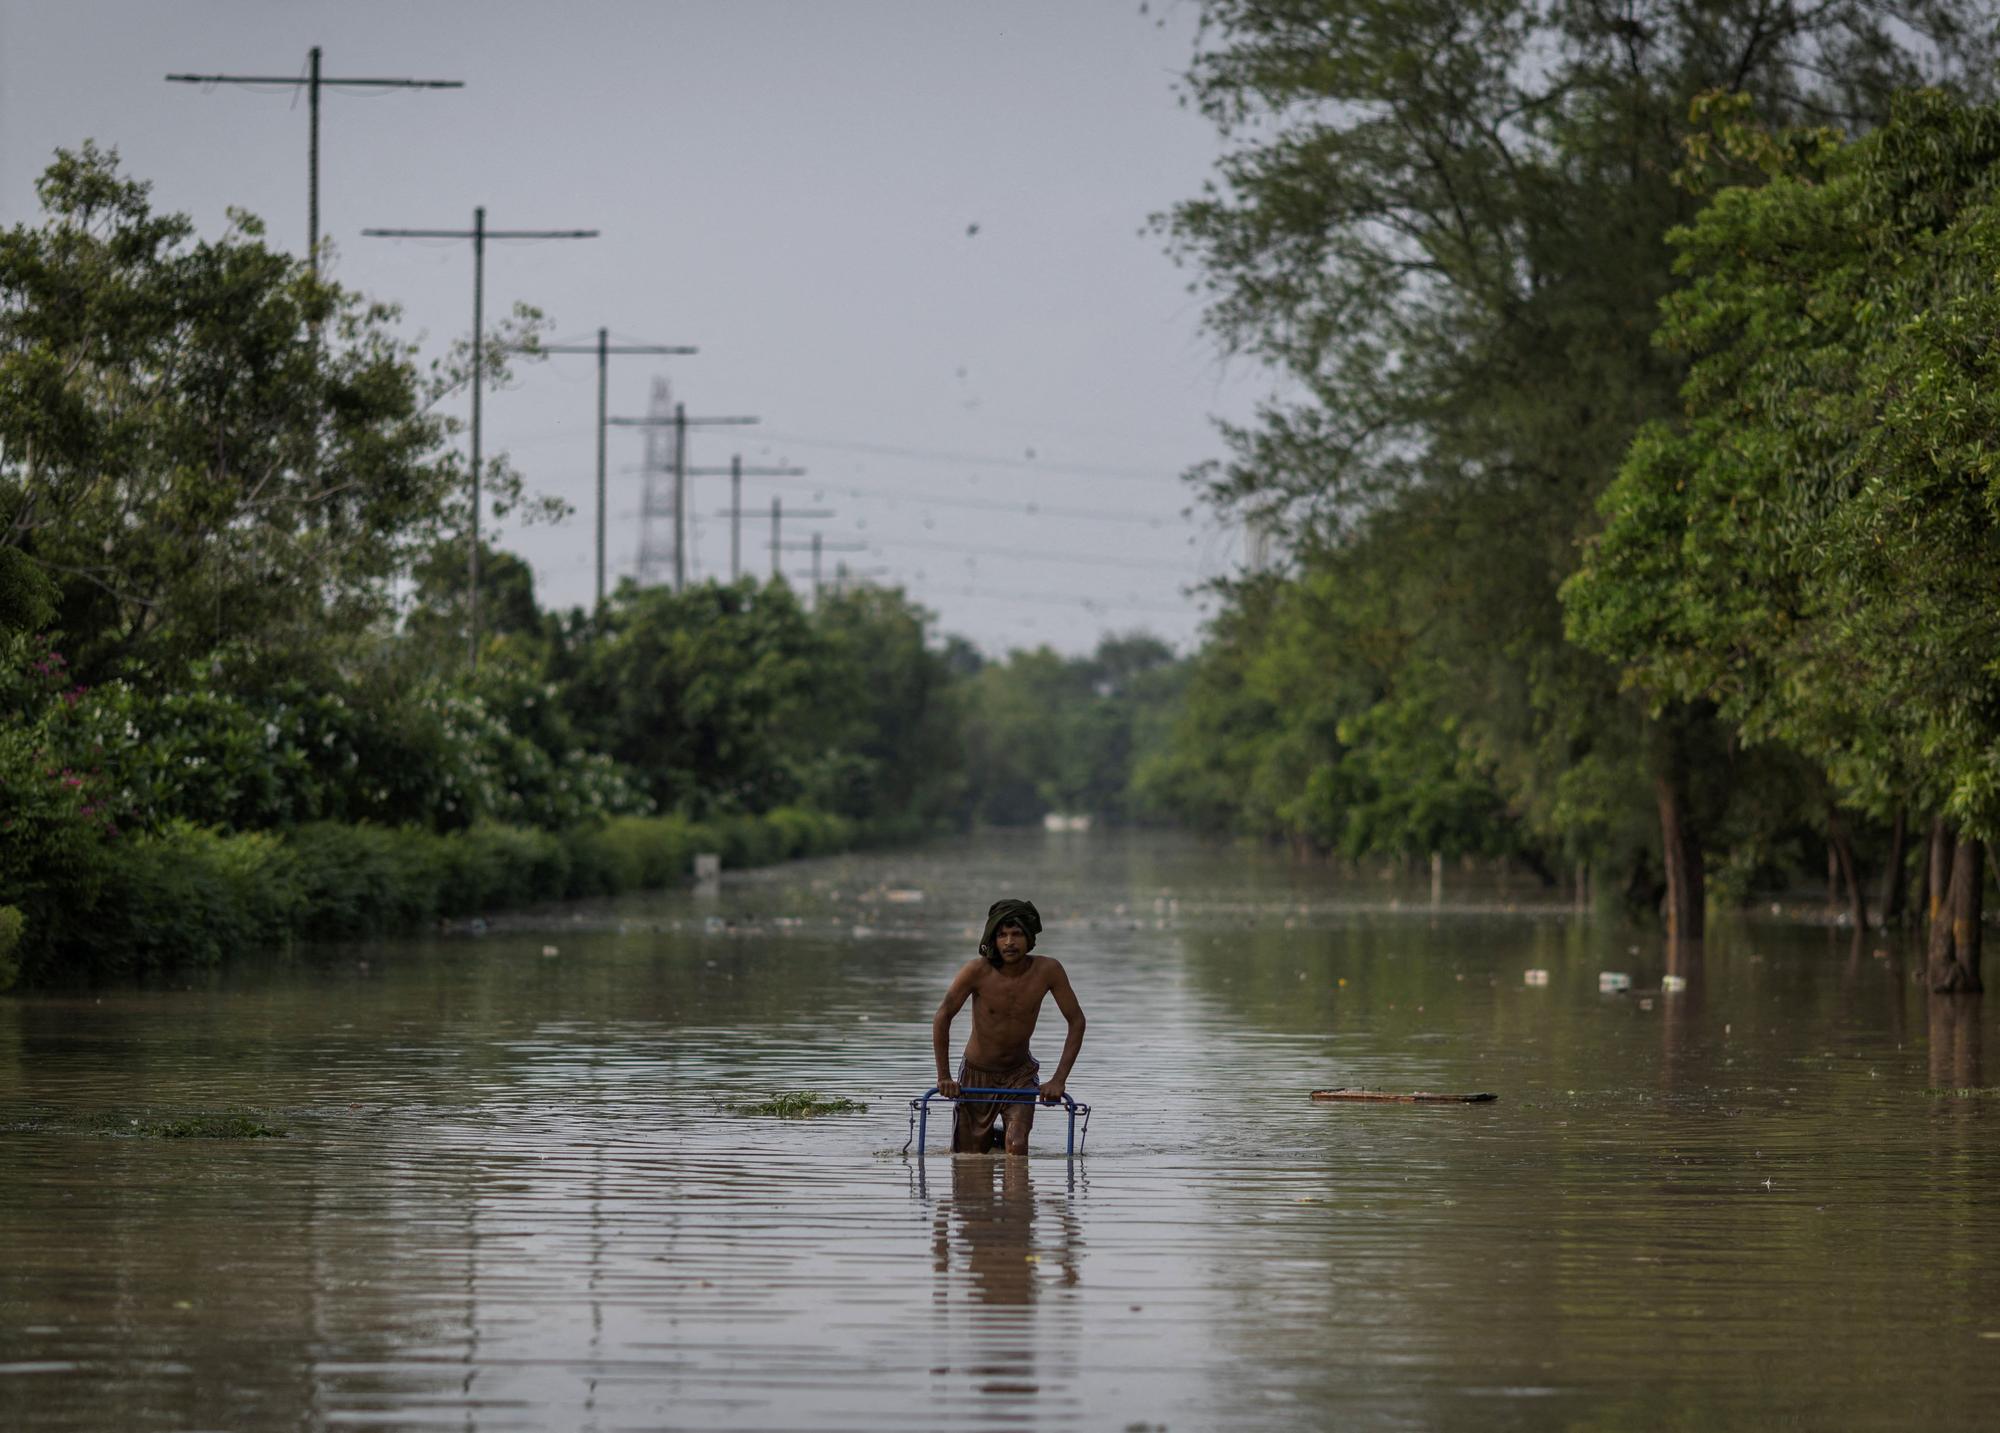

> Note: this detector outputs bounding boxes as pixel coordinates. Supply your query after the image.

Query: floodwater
[5,832,2000,1431]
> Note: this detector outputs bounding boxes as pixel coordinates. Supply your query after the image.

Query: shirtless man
[932,897,1087,1155]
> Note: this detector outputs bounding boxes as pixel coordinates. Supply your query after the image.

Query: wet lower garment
[950,1054,1040,1152]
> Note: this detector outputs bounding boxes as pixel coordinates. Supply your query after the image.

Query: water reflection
[1927,992,1983,1091]
[923,1155,1084,1416]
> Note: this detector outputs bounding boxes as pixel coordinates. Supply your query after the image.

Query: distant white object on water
[693,852,722,882]
[882,888,924,904]
[1043,812,1093,832]
[1598,972,1632,992]
[1661,973,1688,993]
[1523,968,1550,986]
[541,945,559,958]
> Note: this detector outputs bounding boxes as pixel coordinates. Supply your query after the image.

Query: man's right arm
[932,962,980,1097]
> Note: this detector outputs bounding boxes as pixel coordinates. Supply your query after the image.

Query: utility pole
[168,48,463,278]
[831,561,894,595]
[696,458,806,581]
[776,537,866,605]
[607,407,758,590]
[363,209,597,669]
[537,330,696,607]
[766,498,834,580]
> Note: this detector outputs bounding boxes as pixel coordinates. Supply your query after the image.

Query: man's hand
[938,1078,960,1099]
[1038,1077,1066,1104]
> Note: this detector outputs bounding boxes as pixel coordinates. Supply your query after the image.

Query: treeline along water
[5,832,1999,1430]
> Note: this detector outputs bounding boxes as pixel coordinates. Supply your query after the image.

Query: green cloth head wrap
[979,898,1042,964]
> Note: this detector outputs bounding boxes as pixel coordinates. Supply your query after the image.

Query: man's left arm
[1039,960,1087,1103]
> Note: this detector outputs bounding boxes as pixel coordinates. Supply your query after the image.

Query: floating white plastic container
[1523,968,1550,986]
[1661,973,1688,993]
[1598,971,1632,992]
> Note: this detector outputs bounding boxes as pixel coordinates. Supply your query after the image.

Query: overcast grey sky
[0,1,1266,657]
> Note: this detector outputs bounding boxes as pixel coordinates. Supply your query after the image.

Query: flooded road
[6,830,2000,1430]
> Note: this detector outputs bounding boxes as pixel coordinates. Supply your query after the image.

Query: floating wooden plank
[1310,1088,1497,1104]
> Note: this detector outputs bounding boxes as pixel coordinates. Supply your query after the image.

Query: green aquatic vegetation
[134,1113,288,1139]
[18,1109,289,1139]
[1924,1087,2000,1100]
[730,1092,869,1119]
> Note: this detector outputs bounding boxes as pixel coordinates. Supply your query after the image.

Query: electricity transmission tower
[631,380,677,589]
[537,331,697,607]
[608,400,758,590]
[167,47,462,277]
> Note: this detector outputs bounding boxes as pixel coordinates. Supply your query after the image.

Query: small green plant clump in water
[1923,1087,2000,1100]
[135,1112,287,1139]
[10,1108,289,1138]
[730,1092,869,1118]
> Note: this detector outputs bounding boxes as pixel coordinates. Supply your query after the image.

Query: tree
[1566,92,2000,988]
[0,145,553,686]
[556,579,842,816]
[1163,0,1995,936]
[810,584,965,827]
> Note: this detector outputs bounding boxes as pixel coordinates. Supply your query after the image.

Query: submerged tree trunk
[1932,835,1984,994]
[1826,807,1867,932]
[1655,774,1705,945]
[1879,806,1909,924]
[1920,824,1952,980]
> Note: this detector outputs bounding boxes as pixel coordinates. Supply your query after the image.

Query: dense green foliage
[1568,92,2000,838]
[958,634,1185,826]
[1149,0,1998,927]
[5,808,853,988]
[1566,90,2000,983]
[0,147,1187,987]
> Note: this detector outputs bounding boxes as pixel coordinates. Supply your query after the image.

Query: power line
[727,471,1189,526]
[903,583,1200,617]
[749,429,1180,483]
[871,537,1195,574]
[167,47,463,278]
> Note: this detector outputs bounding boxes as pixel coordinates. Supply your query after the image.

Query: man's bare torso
[958,955,1061,1068]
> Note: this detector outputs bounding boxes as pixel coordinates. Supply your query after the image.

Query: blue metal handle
[906,1085,1090,1158]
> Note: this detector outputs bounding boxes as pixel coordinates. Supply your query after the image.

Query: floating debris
[16,1109,289,1139]
[1310,1089,1497,1104]
[1661,973,1688,993]
[729,1092,870,1118]
[1598,972,1632,993]
[1523,968,1550,986]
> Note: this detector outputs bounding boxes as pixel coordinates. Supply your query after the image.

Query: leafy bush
[57,824,303,980]
[9,808,864,986]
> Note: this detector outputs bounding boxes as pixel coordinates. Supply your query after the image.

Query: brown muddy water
[5,830,2000,1431]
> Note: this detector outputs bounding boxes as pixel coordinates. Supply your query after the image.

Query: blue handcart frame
[904,1085,1091,1158]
